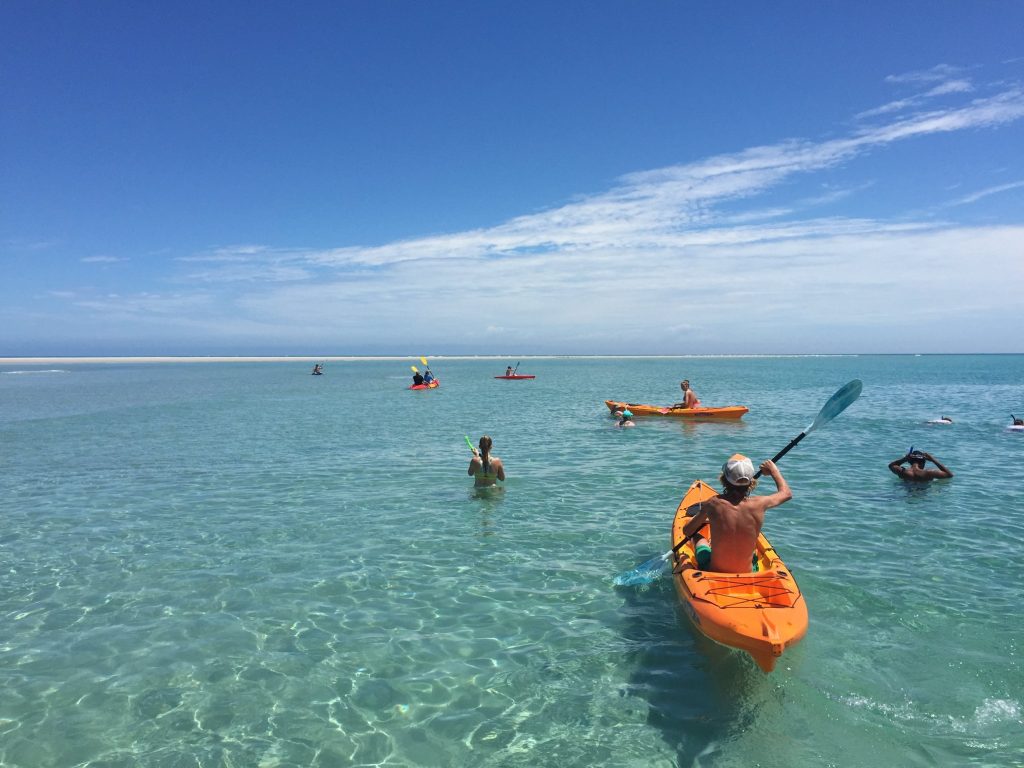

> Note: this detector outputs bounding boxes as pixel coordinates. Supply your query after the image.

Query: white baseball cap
[722,453,755,486]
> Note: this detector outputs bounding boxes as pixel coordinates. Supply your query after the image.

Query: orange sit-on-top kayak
[670,480,807,672]
[605,400,748,420]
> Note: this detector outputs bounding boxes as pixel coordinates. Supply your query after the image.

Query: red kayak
[494,374,535,380]
[409,380,440,390]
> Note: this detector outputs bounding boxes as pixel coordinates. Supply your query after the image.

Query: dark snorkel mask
[907,447,927,466]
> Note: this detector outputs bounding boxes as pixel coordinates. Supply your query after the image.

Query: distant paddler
[466,435,505,488]
[672,379,701,409]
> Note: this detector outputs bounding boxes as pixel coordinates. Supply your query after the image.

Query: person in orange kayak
[681,454,792,573]
[888,450,953,480]
[673,379,701,409]
[412,371,424,386]
[468,435,505,487]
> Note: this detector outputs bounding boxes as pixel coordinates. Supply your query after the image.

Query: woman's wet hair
[479,435,493,473]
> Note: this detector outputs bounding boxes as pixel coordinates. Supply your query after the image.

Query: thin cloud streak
[948,180,1024,206]
[856,78,974,119]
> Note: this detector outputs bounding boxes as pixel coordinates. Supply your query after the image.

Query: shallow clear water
[2,356,1022,767]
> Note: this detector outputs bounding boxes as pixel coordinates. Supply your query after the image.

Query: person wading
[468,435,506,487]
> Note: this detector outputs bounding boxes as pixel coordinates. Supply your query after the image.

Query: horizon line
[3,352,1023,365]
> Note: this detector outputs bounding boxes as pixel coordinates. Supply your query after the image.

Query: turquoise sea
[2,355,1023,767]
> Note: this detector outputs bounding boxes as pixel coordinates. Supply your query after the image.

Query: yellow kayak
[670,480,807,672]
[605,400,748,419]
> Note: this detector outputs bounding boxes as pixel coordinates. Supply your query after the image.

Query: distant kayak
[605,400,748,420]
[672,480,807,673]
[494,374,535,380]
[1008,424,1024,432]
[409,380,440,390]
[311,371,323,376]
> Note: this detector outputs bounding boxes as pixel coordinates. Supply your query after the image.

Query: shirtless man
[673,380,701,409]
[680,455,791,573]
[888,450,953,481]
[468,435,506,487]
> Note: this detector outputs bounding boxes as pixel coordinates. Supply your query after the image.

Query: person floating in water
[673,379,701,409]
[617,409,635,428]
[468,435,505,487]
[412,371,424,386]
[888,450,953,481]
[681,454,791,573]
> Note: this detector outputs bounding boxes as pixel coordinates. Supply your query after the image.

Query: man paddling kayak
[468,435,505,487]
[888,450,953,481]
[681,454,792,573]
[672,380,701,409]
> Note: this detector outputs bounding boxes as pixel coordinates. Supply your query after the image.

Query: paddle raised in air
[613,379,863,587]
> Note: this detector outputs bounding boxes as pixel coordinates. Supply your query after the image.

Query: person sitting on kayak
[617,410,635,428]
[468,435,505,487]
[888,450,953,480]
[1013,415,1024,426]
[681,455,792,573]
[505,366,513,376]
[423,368,434,383]
[412,371,424,386]
[672,380,701,409]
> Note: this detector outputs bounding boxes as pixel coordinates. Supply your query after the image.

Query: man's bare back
[683,458,792,573]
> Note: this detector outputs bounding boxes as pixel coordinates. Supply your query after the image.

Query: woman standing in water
[468,435,506,487]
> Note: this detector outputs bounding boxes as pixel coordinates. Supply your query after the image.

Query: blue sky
[2,1,1023,356]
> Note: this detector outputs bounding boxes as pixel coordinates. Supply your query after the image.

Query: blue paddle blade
[807,379,863,434]
[613,551,670,587]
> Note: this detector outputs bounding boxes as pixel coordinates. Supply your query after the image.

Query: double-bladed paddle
[613,379,863,587]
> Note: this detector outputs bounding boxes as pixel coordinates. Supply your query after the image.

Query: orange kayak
[605,400,748,420]
[670,480,807,672]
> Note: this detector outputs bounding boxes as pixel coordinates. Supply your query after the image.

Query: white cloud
[885,64,966,84]
[80,255,126,263]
